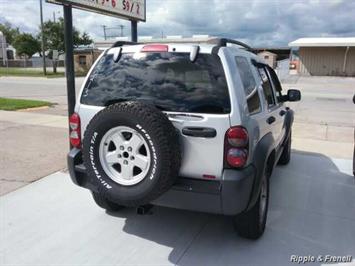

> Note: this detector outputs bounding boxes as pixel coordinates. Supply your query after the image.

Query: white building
[289,37,355,76]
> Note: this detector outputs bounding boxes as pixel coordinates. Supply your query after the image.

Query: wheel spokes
[134,155,149,170]
[106,151,119,164]
[111,132,126,148]
[121,164,134,179]
[100,126,151,186]
[127,134,143,152]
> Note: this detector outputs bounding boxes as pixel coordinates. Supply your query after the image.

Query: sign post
[131,20,138,42]
[46,0,146,142]
[63,5,76,116]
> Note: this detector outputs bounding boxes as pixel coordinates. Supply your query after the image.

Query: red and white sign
[47,0,146,21]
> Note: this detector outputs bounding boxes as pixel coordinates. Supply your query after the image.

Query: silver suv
[68,38,301,239]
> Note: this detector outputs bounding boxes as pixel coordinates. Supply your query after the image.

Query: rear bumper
[68,148,255,215]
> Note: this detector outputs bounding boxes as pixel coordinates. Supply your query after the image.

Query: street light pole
[39,0,47,75]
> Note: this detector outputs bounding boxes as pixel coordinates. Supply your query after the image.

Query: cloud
[0,0,354,46]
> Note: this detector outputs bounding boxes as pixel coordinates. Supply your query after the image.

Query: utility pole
[120,25,124,37]
[102,25,107,40]
[53,11,56,23]
[39,0,47,75]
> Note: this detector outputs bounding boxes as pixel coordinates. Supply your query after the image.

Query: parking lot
[0,75,354,265]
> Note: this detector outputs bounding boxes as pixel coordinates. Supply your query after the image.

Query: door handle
[266,116,276,124]
[182,127,216,138]
[279,110,286,116]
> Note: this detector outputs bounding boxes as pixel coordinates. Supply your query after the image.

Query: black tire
[278,131,291,165]
[234,171,269,240]
[92,192,125,211]
[83,101,181,207]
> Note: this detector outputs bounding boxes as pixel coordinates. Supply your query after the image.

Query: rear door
[79,50,232,180]
[265,66,287,147]
[257,66,284,148]
[167,112,230,180]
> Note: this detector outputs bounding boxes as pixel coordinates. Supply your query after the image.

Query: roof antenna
[113,47,122,63]
[190,45,200,62]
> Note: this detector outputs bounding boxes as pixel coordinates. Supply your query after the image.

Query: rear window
[80,52,231,114]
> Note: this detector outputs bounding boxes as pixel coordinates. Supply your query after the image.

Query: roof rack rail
[111,41,139,48]
[207,38,253,52]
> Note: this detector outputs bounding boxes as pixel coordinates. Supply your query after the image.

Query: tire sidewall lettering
[89,131,112,190]
[136,124,157,180]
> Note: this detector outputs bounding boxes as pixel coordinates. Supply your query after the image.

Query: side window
[235,56,261,115]
[258,67,276,108]
[266,66,283,99]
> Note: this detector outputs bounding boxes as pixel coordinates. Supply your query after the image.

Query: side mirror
[287,89,301,102]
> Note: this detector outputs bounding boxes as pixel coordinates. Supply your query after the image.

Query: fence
[0,59,65,68]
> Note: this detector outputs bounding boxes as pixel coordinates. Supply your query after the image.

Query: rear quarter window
[235,56,261,115]
[81,52,231,114]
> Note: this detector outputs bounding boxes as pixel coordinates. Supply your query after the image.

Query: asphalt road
[0,77,84,116]
[1,152,354,266]
[283,76,355,128]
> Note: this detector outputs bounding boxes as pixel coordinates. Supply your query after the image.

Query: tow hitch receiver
[137,204,154,215]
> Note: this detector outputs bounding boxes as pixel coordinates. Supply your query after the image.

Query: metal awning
[289,37,355,47]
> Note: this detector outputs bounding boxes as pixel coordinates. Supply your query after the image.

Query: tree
[79,32,93,46]
[13,33,41,58]
[39,18,93,53]
[0,22,20,45]
[38,17,93,73]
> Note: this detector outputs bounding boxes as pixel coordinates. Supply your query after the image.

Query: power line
[101,25,125,39]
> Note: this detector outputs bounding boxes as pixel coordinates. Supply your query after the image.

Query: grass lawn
[0,97,53,111]
[0,67,64,78]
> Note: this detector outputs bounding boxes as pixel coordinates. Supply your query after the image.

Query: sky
[0,0,355,47]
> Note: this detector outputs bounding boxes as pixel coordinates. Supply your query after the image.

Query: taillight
[225,126,249,168]
[226,148,248,168]
[227,127,248,147]
[69,113,81,148]
[141,44,169,52]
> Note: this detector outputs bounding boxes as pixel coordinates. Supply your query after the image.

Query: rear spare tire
[83,101,181,207]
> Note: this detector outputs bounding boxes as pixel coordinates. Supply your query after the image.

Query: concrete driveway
[1,151,354,266]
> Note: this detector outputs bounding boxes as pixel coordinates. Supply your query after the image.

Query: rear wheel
[234,171,269,239]
[278,131,291,165]
[91,192,125,212]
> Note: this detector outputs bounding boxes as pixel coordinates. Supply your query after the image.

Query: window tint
[258,67,276,108]
[81,52,231,114]
[266,66,283,99]
[235,56,261,115]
